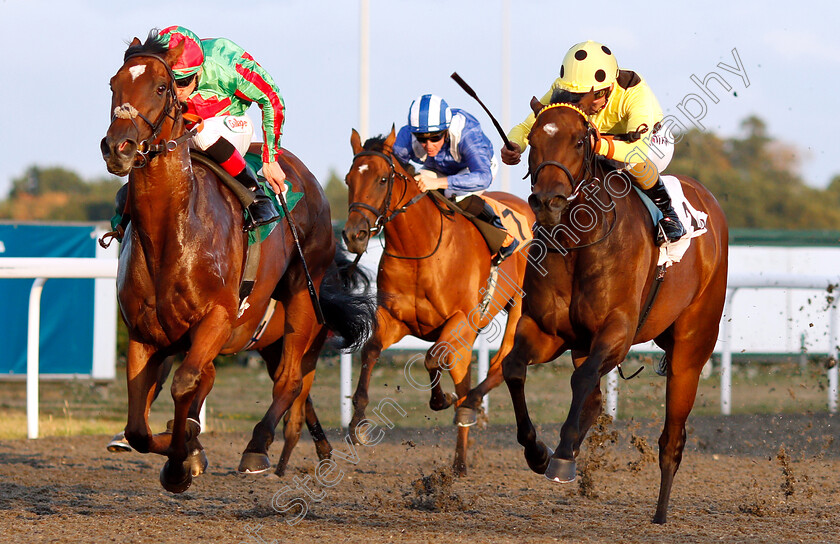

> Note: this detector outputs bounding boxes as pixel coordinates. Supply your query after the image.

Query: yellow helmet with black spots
[558,41,619,93]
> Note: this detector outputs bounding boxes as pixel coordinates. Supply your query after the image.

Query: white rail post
[605,367,618,419]
[26,278,46,439]
[340,352,353,429]
[477,333,489,414]
[720,288,737,415]
[829,303,838,414]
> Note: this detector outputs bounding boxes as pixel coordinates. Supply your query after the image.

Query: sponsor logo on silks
[224,116,251,133]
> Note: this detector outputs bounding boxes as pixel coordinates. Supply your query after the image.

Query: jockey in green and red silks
[158,25,284,230]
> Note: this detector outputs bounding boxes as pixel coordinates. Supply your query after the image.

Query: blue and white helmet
[407,94,452,133]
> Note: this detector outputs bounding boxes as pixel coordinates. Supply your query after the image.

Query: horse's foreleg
[461,301,523,414]
[425,313,476,413]
[502,316,564,475]
[124,339,171,454]
[550,321,631,483]
[161,307,230,493]
[431,320,477,476]
[571,350,604,457]
[350,311,406,445]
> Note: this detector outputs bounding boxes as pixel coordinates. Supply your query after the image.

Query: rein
[348,149,450,260]
[115,53,197,167]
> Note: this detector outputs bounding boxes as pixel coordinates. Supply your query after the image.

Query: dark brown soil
[0,412,838,543]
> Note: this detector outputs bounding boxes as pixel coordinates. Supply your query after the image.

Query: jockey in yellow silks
[502,41,685,244]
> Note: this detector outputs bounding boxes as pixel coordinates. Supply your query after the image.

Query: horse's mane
[363,135,417,177]
[124,29,168,60]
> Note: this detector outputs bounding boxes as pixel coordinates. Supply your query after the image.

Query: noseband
[112,53,196,168]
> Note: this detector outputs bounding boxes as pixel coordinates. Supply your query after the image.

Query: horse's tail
[319,247,377,352]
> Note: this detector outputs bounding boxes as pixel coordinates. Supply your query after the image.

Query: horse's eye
[378,176,388,185]
[576,138,585,148]
[156,84,167,95]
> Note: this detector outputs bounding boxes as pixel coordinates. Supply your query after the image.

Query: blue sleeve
[446,118,494,194]
[392,125,415,166]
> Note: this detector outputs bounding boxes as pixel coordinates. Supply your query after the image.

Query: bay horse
[100,35,374,492]
[342,128,535,475]
[501,95,728,523]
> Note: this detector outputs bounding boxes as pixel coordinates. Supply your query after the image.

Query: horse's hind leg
[305,395,332,462]
[275,368,319,477]
[239,324,326,474]
[653,302,723,523]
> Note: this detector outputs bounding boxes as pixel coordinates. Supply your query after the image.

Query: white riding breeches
[191,115,254,156]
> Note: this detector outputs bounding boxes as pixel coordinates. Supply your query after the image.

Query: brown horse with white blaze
[100,35,374,492]
[501,95,728,523]
[342,128,535,475]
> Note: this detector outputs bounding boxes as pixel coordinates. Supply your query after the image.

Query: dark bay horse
[502,96,728,523]
[342,128,535,474]
[100,36,374,492]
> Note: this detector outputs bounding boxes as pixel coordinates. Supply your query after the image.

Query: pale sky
[1,0,838,202]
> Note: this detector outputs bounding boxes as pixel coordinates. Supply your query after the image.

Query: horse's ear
[350,128,363,154]
[384,124,397,150]
[530,96,545,115]
[130,37,142,47]
[578,88,596,111]
[164,40,186,68]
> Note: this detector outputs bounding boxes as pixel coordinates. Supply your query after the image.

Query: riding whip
[450,72,515,150]
[275,184,326,325]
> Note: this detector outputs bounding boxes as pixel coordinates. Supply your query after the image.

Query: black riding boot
[476,203,519,265]
[236,168,280,231]
[641,177,686,245]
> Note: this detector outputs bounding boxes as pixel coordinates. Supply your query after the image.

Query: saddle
[427,192,508,254]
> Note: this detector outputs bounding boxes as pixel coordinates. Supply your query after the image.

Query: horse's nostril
[528,194,542,211]
[100,137,111,158]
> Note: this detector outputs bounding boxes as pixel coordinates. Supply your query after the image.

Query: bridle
[111,53,197,168]
[347,149,450,260]
[529,103,617,250]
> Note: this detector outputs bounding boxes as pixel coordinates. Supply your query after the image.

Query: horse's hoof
[545,457,576,483]
[454,406,478,427]
[187,449,209,477]
[106,432,132,453]
[525,442,553,474]
[160,461,192,493]
[164,418,201,440]
[453,460,468,477]
[238,452,272,474]
[430,392,458,411]
[352,422,378,445]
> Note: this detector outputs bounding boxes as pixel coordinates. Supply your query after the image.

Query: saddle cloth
[657,175,708,267]
[483,196,534,254]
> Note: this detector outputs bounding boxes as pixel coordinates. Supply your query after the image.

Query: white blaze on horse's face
[543,123,559,137]
[357,164,369,174]
[128,64,147,81]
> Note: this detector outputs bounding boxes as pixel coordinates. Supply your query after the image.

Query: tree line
[2,116,838,230]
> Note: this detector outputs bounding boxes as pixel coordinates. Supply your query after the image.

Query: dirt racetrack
[0,412,838,544]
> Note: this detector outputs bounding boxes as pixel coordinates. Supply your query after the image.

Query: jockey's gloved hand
[501,142,522,165]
